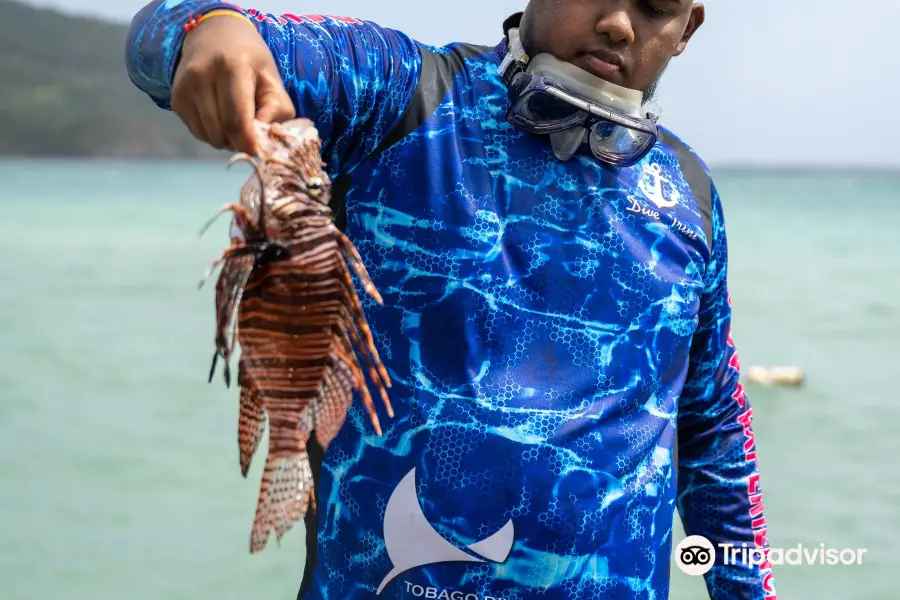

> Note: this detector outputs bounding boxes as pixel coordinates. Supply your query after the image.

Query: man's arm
[676,181,777,600]
[125,1,422,176]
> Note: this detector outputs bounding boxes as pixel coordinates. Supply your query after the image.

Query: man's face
[519,0,705,96]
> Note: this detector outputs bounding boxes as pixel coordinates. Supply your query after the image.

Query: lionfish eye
[307,177,323,190]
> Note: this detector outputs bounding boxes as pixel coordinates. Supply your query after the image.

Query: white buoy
[745,366,805,388]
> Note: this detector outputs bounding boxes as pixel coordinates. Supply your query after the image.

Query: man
[126,2,776,599]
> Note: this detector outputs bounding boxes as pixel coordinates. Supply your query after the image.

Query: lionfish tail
[249,449,315,554]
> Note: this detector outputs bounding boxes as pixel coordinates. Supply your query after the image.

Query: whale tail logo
[376,468,514,595]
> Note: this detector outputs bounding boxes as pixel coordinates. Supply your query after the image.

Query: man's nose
[594,9,635,45]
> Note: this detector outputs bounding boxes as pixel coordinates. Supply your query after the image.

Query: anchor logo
[638,163,677,209]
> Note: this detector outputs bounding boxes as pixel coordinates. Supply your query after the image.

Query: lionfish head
[256,119,332,207]
[230,119,333,241]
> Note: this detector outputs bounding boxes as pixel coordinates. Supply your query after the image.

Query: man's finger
[217,64,258,155]
[255,71,295,124]
[171,67,215,146]
[199,85,228,149]
[176,101,210,147]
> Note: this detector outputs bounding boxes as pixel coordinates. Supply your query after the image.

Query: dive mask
[499,28,660,166]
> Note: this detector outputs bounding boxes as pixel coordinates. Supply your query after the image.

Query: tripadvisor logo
[721,542,868,567]
[674,535,868,576]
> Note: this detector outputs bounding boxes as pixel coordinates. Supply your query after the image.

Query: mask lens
[509,87,586,133]
[521,91,581,124]
[591,121,618,141]
[588,122,656,166]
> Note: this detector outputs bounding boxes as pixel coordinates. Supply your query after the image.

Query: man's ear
[674,3,705,56]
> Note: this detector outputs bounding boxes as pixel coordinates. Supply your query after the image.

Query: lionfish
[198,118,393,553]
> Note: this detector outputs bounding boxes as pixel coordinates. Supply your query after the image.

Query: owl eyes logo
[675,535,716,576]
[681,545,711,565]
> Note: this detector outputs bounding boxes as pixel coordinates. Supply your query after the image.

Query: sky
[25,0,900,168]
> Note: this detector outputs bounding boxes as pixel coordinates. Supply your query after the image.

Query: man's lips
[581,49,625,77]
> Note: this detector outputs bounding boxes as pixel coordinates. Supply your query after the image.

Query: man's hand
[171,15,295,154]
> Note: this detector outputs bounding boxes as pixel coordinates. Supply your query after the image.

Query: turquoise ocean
[0,160,897,599]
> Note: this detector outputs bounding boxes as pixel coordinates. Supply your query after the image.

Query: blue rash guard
[126,3,777,599]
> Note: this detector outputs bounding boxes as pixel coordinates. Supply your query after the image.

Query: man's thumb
[255,72,295,123]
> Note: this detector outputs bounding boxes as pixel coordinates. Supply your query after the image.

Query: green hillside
[0,0,220,158]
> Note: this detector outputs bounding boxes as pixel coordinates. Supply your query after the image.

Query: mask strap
[498,28,530,87]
